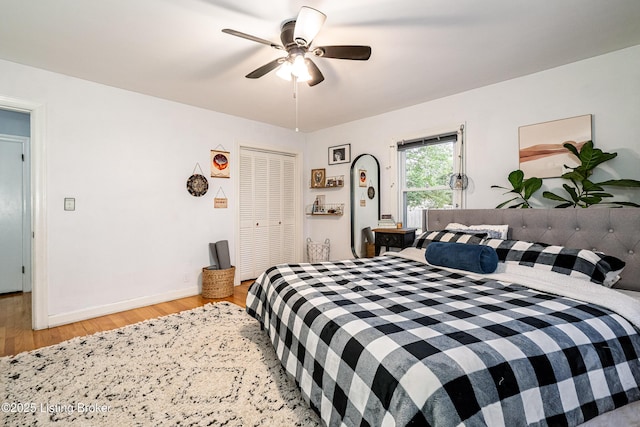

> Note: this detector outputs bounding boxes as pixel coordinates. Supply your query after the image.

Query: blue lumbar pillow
[425,242,498,274]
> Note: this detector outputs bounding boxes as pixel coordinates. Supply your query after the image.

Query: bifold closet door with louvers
[239,148,298,281]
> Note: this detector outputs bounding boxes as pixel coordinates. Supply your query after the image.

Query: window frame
[397,128,464,230]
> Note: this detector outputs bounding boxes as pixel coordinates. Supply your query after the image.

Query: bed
[246,208,640,426]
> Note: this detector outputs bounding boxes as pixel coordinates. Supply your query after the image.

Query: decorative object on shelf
[187,163,209,197]
[359,169,367,187]
[312,195,326,213]
[448,124,469,190]
[328,143,351,165]
[311,168,326,188]
[324,175,344,188]
[377,214,396,228]
[308,198,344,216]
[214,187,228,208]
[211,145,230,179]
[518,114,591,179]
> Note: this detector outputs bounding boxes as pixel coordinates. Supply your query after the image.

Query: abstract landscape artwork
[518,114,592,178]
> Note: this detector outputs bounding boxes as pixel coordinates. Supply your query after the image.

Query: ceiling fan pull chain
[294,76,299,132]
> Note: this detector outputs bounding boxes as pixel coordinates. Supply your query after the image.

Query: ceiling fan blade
[305,58,324,87]
[313,45,372,60]
[293,6,326,46]
[245,58,285,79]
[280,20,295,47]
[222,28,284,50]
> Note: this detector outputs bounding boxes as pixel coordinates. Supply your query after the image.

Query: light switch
[64,198,75,211]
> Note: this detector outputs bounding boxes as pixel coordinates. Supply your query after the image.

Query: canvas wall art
[211,150,230,178]
[518,114,592,178]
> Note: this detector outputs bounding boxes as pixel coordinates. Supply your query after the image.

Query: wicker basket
[202,266,235,298]
[365,242,376,258]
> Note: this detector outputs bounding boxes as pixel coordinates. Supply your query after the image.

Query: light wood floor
[0,281,253,358]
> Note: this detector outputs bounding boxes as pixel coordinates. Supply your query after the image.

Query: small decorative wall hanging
[367,181,375,199]
[214,187,228,208]
[518,114,592,178]
[311,168,326,188]
[211,145,230,179]
[187,163,209,197]
[360,193,366,207]
[359,169,367,187]
[328,143,351,165]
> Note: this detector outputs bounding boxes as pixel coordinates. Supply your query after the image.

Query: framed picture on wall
[518,114,592,178]
[311,168,326,188]
[328,144,350,165]
[210,150,230,178]
[359,169,367,187]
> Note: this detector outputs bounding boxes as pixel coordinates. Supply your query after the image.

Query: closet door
[238,152,254,280]
[252,153,271,276]
[239,148,298,281]
[281,156,296,262]
[268,155,283,266]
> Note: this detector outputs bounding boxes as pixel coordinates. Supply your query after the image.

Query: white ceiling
[1,0,640,132]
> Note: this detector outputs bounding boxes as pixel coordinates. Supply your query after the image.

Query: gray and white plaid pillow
[413,230,487,249]
[483,238,626,286]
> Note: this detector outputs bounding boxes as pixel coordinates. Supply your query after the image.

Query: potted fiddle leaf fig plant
[542,141,640,208]
[492,169,542,208]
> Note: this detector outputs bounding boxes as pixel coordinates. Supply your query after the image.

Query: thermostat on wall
[64,198,75,211]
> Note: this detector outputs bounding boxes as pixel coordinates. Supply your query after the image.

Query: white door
[0,137,24,293]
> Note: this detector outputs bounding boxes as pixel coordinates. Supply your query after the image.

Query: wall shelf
[306,203,344,216]
[310,175,344,189]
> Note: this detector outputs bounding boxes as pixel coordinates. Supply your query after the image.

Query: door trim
[0,95,48,330]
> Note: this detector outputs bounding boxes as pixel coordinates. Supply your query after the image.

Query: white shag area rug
[1,302,321,426]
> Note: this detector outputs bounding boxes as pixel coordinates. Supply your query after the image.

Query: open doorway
[0,109,32,330]
[0,96,46,331]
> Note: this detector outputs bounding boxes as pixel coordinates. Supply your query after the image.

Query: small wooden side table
[372,228,417,255]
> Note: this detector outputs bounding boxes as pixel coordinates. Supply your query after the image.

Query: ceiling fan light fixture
[291,55,308,77]
[295,67,312,82]
[293,6,326,47]
[276,56,311,82]
[276,61,293,81]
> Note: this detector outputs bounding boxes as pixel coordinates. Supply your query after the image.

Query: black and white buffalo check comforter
[245,252,640,427]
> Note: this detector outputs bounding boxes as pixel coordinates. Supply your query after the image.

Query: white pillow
[446,222,509,239]
[496,262,620,287]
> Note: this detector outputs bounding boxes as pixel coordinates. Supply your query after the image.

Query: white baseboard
[47,286,200,328]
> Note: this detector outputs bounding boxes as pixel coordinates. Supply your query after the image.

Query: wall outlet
[64,198,75,211]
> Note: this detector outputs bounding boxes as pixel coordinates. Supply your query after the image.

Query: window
[398,131,460,231]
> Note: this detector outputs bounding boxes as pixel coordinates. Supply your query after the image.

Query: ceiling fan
[222,6,372,87]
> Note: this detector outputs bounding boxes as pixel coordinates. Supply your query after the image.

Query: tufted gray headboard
[423,209,640,292]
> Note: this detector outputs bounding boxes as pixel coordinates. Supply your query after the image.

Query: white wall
[304,45,640,260]
[0,59,303,324]
[2,44,638,324]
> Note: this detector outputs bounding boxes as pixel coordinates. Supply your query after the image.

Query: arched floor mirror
[351,154,380,258]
